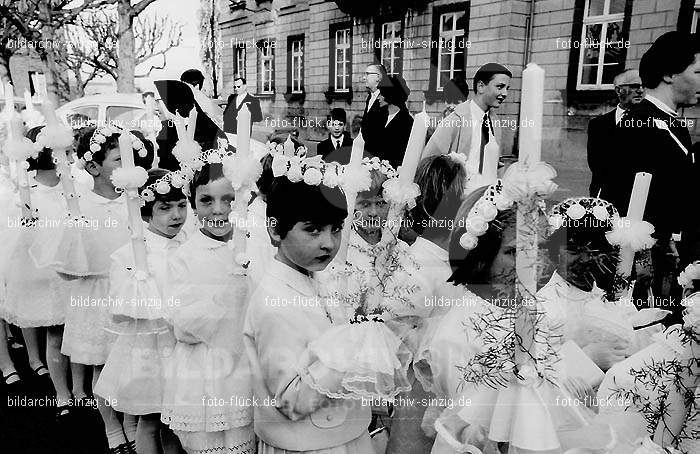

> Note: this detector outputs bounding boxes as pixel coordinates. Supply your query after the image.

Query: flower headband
[84,125,146,163]
[269,139,342,188]
[458,180,515,251]
[549,197,655,252]
[139,169,193,202]
[362,156,397,179]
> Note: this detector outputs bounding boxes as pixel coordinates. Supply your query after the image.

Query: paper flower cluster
[362,156,397,179]
[139,168,193,202]
[502,161,558,202]
[172,137,203,169]
[548,197,619,231]
[110,167,149,190]
[222,152,263,191]
[381,178,420,209]
[446,151,468,168]
[605,218,656,252]
[21,108,45,130]
[459,180,514,251]
[4,136,37,162]
[678,261,700,289]
[682,292,700,331]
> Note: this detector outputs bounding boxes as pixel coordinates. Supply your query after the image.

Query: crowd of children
[0,85,697,454]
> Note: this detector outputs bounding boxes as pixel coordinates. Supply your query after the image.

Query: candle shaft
[118,133,148,274]
[336,132,365,264]
[626,172,651,220]
[517,63,544,165]
[236,104,251,158]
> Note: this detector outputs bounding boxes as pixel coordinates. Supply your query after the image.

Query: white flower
[566,203,586,220]
[84,151,93,161]
[89,143,101,152]
[592,205,609,221]
[322,168,340,188]
[476,201,498,221]
[141,188,155,201]
[605,218,656,252]
[459,232,478,250]
[549,214,564,230]
[466,216,489,236]
[271,155,288,177]
[155,182,169,194]
[287,165,303,182]
[682,292,700,330]
[170,173,184,188]
[303,167,323,186]
[494,193,513,211]
[208,152,222,163]
[678,262,700,289]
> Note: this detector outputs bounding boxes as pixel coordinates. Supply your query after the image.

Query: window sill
[566,89,617,107]
[324,88,353,103]
[283,91,306,103]
[256,92,276,100]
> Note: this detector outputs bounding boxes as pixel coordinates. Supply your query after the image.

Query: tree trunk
[116,0,136,93]
[210,0,218,98]
[38,0,60,104]
[0,53,12,85]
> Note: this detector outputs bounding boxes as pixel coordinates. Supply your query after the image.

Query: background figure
[223,76,262,134]
[361,63,389,153]
[616,32,700,324]
[442,75,470,117]
[587,69,644,200]
[374,74,413,169]
[316,107,353,164]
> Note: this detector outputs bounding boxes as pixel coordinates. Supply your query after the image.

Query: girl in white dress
[244,163,377,453]
[55,125,154,454]
[95,168,189,454]
[161,160,255,454]
[416,182,615,454]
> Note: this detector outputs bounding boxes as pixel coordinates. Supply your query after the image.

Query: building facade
[218,0,699,164]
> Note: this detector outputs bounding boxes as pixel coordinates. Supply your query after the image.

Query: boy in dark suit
[223,75,263,134]
[316,108,353,164]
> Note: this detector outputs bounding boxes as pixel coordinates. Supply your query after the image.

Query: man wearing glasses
[223,75,263,134]
[361,64,389,154]
[586,69,644,199]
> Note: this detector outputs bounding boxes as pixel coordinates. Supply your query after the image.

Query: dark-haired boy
[316,108,353,164]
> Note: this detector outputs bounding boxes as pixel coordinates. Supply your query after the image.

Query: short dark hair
[188,162,226,209]
[328,108,347,124]
[640,31,699,89]
[473,63,512,93]
[266,177,347,243]
[410,155,467,236]
[379,74,411,107]
[256,153,274,198]
[25,126,55,171]
[181,69,205,89]
[140,168,187,219]
[234,75,247,85]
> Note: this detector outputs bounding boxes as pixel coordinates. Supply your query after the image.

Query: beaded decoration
[548,197,619,232]
[84,125,147,163]
[139,169,193,202]
[458,180,515,251]
[362,156,397,179]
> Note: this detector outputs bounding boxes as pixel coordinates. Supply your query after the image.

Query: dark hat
[378,74,411,107]
[329,108,347,124]
[640,31,699,89]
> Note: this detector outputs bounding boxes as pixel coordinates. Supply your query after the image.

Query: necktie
[335,139,341,149]
[479,113,492,173]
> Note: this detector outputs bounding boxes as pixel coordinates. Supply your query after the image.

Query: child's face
[274,221,342,273]
[327,120,345,139]
[87,146,121,183]
[194,177,235,240]
[148,198,188,239]
[354,192,388,236]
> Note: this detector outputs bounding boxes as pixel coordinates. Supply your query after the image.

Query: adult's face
[672,53,700,108]
[363,65,383,92]
[477,74,510,110]
[234,79,246,96]
[615,83,644,109]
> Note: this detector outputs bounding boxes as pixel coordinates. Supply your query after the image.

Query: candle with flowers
[4,98,37,223]
[336,132,366,265]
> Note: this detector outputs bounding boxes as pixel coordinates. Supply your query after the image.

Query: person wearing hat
[316,107,353,163]
[373,74,413,169]
[587,69,644,200]
[615,31,700,324]
[361,64,389,153]
[423,63,512,195]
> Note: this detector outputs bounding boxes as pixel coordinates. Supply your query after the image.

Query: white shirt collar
[143,225,188,250]
[268,258,316,297]
[368,90,380,109]
[470,99,487,120]
[82,190,125,205]
[615,105,626,124]
[385,109,399,126]
[192,228,230,249]
[644,94,678,118]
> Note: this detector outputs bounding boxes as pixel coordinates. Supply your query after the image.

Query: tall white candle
[517,63,544,165]
[617,172,652,279]
[398,110,428,187]
[187,109,198,140]
[336,132,365,264]
[24,89,33,111]
[236,104,251,158]
[482,141,500,185]
[7,113,33,221]
[118,133,148,274]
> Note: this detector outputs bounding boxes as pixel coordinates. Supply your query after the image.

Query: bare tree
[199,0,221,98]
[60,8,182,94]
[114,0,160,93]
[0,0,115,103]
[0,16,18,84]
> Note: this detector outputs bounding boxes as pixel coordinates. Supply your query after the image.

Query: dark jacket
[360,92,388,154]
[373,108,413,169]
[587,109,619,199]
[223,92,263,133]
[316,132,353,164]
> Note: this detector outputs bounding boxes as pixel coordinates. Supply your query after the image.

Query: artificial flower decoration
[85,125,147,164]
[458,180,514,252]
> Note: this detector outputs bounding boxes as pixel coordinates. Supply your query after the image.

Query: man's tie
[479,113,492,173]
[335,139,341,149]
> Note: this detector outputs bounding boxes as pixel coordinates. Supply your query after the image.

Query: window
[106,106,142,125]
[576,0,627,90]
[692,1,700,34]
[325,21,353,102]
[379,21,403,76]
[287,35,304,97]
[234,44,246,80]
[426,3,469,103]
[257,39,274,94]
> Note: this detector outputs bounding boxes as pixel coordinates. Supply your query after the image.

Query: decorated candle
[118,133,148,274]
[336,132,365,264]
[232,103,253,266]
[517,63,545,165]
[40,99,81,217]
[7,113,34,221]
[236,104,251,158]
[617,172,652,279]
[24,89,33,111]
[187,108,198,140]
[482,140,500,184]
[398,110,429,187]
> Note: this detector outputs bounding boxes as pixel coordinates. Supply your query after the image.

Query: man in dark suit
[223,76,263,134]
[375,74,413,169]
[360,63,389,153]
[316,107,353,164]
[587,69,644,200]
[616,32,700,324]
